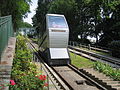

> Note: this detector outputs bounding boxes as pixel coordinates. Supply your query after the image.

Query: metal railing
[28,42,60,90]
[33,53,59,90]
[0,15,13,60]
[69,41,110,53]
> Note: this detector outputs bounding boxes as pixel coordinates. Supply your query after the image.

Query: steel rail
[68,64,113,90]
[69,46,120,67]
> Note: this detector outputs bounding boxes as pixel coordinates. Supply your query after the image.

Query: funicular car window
[48,16,68,28]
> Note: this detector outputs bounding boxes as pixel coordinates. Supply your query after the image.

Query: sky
[23,0,38,25]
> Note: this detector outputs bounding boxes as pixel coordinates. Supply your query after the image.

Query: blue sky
[23,0,38,25]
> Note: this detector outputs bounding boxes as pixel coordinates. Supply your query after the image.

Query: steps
[83,68,120,90]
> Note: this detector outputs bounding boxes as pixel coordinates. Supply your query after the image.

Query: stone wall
[0,37,16,90]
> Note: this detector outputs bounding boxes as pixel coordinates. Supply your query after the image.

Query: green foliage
[0,0,31,31]
[93,61,120,81]
[49,0,77,14]
[10,35,47,89]
[32,0,50,35]
[108,40,120,58]
[16,35,28,50]
[33,0,120,46]
[19,21,32,28]
[49,0,78,40]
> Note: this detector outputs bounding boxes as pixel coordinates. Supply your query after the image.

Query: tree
[0,0,31,31]
[33,0,120,47]
[33,0,51,37]
[48,0,77,40]
[19,22,32,28]
[75,0,93,42]
[98,0,120,46]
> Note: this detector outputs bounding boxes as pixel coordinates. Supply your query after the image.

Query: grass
[70,52,94,68]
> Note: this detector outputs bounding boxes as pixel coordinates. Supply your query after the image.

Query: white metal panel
[50,48,69,59]
[49,31,69,48]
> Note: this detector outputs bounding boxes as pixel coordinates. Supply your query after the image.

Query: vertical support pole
[73,42,74,46]
[88,44,91,50]
[39,58,42,71]
[33,52,34,62]
[70,41,71,46]
[74,52,76,59]
[47,74,49,90]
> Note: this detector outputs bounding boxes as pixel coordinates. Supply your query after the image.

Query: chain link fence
[0,15,13,60]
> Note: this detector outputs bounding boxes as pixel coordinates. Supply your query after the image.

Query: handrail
[39,35,47,47]
[0,20,9,26]
[28,41,59,90]
[69,41,110,53]
[0,15,11,19]
[35,52,59,90]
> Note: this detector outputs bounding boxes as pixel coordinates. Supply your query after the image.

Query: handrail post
[47,74,49,90]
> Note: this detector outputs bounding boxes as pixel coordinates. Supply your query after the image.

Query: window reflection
[48,16,68,28]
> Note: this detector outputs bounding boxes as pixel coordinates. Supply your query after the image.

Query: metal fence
[33,52,59,90]
[0,15,13,60]
[28,41,59,90]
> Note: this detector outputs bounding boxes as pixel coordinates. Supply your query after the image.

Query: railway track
[69,42,109,53]
[27,41,70,90]
[69,46,120,68]
[28,41,120,90]
[52,64,120,90]
[52,65,104,90]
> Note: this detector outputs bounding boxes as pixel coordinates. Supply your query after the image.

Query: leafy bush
[93,61,120,81]
[10,35,48,89]
[108,40,120,58]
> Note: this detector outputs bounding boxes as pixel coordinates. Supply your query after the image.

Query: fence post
[70,41,71,46]
[73,42,74,46]
[88,44,91,50]
[47,74,49,90]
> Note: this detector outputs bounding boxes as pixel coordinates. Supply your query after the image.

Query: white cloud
[23,0,38,25]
